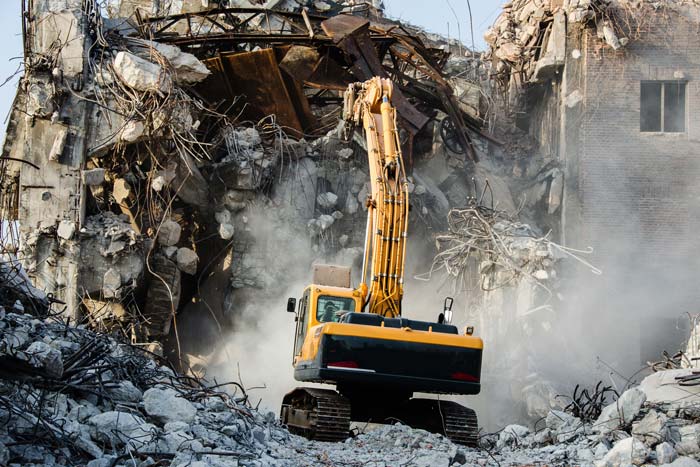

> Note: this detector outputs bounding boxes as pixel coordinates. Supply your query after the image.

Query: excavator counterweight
[281,78,483,446]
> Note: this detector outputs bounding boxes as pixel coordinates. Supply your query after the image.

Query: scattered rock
[599,437,649,467]
[657,442,677,464]
[594,387,646,434]
[113,51,167,92]
[176,247,198,275]
[143,387,196,424]
[57,219,76,240]
[158,220,181,247]
[219,223,235,240]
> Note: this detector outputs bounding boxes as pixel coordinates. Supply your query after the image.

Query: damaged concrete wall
[566,6,700,362]
[472,0,700,427]
[8,0,93,318]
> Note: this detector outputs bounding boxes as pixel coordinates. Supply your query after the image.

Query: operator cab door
[293,290,310,363]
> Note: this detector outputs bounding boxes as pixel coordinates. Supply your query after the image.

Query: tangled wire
[562,382,618,423]
[417,199,601,301]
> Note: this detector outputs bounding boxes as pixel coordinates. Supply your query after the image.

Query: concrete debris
[176,247,198,275]
[78,212,144,298]
[57,219,76,240]
[7,3,700,467]
[498,424,530,448]
[143,387,197,424]
[663,458,700,467]
[82,168,106,186]
[102,268,122,299]
[485,0,629,91]
[633,410,669,446]
[658,442,679,464]
[218,223,235,240]
[317,191,338,209]
[112,51,168,92]
[25,341,64,378]
[139,40,211,84]
[119,119,145,142]
[158,219,182,247]
[0,305,583,467]
[0,254,49,315]
[594,387,647,434]
[599,437,650,466]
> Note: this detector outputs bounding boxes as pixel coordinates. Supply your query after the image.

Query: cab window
[317,296,356,323]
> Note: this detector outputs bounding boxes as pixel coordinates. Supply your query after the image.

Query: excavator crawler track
[440,401,479,447]
[281,388,351,442]
[401,399,479,447]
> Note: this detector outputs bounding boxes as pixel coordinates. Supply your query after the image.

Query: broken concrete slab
[632,409,668,446]
[24,341,63,378]
[113,51,168,92]
[35,10,85,78]
[143,387,196,424]
[533,11,566,82]
[57,220,76,240]
[599,437,649,466]
[594,387,646,434]
[89,411,156,448]
[140,40,210,84]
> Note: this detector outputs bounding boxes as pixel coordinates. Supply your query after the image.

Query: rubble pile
[3,291,700,467]
[486,371,700,467]
[0,303,289,467]
[484,0,626,95]
[0,254,48,317]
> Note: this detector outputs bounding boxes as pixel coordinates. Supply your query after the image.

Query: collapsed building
[0,0,496,371]
[427,0,700,428]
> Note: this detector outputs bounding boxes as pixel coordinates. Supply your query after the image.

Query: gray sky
[0,2,502,135]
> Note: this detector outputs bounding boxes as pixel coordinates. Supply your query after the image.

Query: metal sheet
[201,49,316,136]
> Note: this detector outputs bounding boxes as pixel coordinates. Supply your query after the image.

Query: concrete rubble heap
[2,285,700,466]
[484,0,700,101]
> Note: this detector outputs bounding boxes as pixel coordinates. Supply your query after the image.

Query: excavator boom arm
[345,78,409,318]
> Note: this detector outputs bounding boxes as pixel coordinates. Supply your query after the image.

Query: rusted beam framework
[136,7,489,160]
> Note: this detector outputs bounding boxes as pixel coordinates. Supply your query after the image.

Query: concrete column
[15,0,93,319]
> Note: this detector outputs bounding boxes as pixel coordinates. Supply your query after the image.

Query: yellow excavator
[281,78,483,446]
